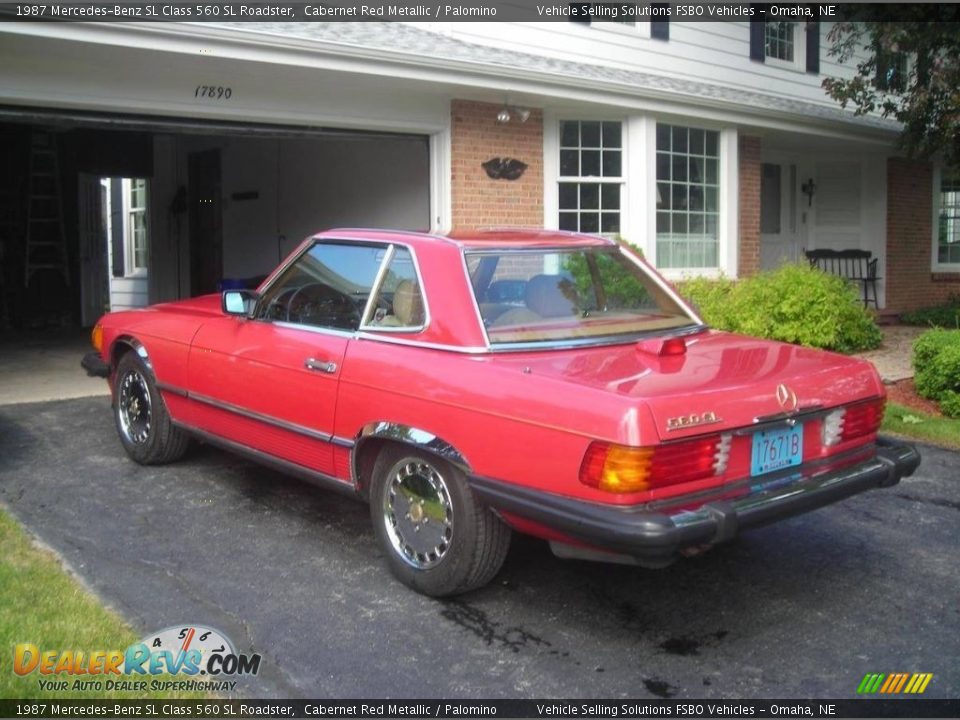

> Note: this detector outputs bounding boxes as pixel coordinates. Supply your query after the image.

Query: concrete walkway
[854,325,924,383]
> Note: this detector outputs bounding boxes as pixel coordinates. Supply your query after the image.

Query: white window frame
[932,165,960,272]
[763,21,807,72]
[555,118,626,237]
[122,178,148,277]
[545,113,737,280]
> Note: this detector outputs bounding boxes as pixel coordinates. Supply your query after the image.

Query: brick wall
[738,135,761,278]
[886,158,960,314]
[450,99,543,230]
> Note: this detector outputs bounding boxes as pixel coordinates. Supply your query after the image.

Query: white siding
[431,20,861,112]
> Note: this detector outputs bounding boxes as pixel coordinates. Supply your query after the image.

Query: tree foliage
[822,8,960,166]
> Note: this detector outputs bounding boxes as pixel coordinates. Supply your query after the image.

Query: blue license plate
[750,424,804,477]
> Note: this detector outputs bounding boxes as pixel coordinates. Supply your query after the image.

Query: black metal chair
[805,249,880,308]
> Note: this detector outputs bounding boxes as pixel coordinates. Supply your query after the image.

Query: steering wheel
[285,283,361,329]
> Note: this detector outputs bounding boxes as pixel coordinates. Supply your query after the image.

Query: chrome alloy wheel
[382,460,454,569]
[117,369,152,445]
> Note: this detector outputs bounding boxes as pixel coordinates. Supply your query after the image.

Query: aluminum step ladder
[24,130,69,287]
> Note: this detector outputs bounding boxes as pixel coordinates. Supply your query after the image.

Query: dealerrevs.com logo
[13,624,261,693]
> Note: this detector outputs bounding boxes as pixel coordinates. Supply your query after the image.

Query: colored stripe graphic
[858,672,932,694]
[857,673,885,694]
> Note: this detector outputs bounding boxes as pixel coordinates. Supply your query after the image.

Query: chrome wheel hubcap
[383,460,453,569]
[118,370,152,445]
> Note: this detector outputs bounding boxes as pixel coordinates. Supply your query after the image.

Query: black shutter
[650,5,669,40]
[749,14,765,62]
[805,20,820,74]
[110,178,124,278]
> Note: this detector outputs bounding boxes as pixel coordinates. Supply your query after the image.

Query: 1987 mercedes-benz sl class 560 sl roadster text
[82,229,920,596]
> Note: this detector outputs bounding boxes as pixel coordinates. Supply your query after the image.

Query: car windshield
[466,247,697,345]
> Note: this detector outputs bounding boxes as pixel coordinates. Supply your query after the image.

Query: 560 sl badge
[666,411,722,431]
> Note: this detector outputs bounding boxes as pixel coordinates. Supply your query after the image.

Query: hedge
[678,264,882,353]
[913,329,960,418]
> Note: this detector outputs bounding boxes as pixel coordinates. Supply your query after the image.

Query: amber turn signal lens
[91,324,103,353]
[579,442,654,493]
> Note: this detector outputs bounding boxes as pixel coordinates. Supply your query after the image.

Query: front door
[759,159,803,270]
[78,173,108,326]
[185,240,387,479]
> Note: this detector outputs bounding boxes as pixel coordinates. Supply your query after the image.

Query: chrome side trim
[190,391,333,442]
[272,321,357,339]
[173,421,359,498]
[155,382,188,398]
[351,421,471,485]
[154,381,357,449]
[354,332,488,354]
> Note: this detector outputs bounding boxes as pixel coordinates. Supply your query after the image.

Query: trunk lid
[494,330,883,441]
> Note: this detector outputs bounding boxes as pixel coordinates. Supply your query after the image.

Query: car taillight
[840,397,885,441]
[579,434,730,494]
[823,398,885,446]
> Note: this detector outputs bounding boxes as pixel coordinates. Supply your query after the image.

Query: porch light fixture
[495,103,531,124]
[801,177,816,206]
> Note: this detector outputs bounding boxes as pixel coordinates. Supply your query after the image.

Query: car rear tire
[370,446,511,597]
[113,351,189,465]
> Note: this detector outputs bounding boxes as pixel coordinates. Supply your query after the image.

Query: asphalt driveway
[1,396,957,699]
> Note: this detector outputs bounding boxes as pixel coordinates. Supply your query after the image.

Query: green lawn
[882,402,960,451]
[0,508,204,699]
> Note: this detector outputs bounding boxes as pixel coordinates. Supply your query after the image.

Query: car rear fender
[351,421,471,497]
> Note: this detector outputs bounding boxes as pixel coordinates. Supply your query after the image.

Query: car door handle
[304,358,337,374]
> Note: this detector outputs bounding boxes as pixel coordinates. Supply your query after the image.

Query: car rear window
[466,247,696,345]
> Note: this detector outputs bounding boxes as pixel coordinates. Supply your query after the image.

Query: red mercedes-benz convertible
[83,229,919,596]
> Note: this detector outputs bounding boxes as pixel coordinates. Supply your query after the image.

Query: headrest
[525,274,578,318]
[393,280,424,326]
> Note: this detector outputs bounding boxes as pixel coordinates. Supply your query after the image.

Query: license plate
[751,424,804,477]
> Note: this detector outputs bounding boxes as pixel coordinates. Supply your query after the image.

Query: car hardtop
[313,227,618,252]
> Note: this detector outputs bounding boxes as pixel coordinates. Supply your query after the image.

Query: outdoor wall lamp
[801,177,816,206]
[495,103,531,124]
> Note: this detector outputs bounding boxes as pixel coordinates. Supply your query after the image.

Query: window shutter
[805,20,820,74]
[110,178,124,278]
[749,15,765,62]
[650,6,669,40]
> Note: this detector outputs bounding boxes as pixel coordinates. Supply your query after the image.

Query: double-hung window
[937,168,960,266]
[656,125,720,269]
[765,22,796,62]
[558,120,623,235]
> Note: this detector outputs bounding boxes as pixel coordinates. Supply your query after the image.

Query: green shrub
[901,294,960,328]
[912,330,960,416]
[678,264,882,353]
[940,391,960,419]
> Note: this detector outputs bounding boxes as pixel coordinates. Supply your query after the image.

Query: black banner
[2,699,960,719]
[0,2,958,23]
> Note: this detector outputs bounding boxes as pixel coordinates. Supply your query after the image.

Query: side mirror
[221,289,259,317]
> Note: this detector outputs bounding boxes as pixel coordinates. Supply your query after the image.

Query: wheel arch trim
[351,422,471,487]
[111,335,154,373]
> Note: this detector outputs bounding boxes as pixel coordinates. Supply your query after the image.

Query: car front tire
[370,446,511,597]
[113,351,189,465]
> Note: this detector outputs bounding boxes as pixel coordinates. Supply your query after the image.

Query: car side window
[364,247,426,330]
[258,243,384,331]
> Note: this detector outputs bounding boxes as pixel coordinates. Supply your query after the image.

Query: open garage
[0,23,447,330]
